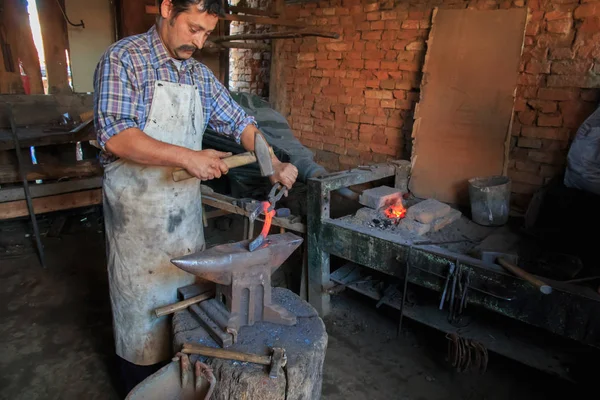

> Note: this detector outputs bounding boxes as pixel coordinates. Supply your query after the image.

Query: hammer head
[254,133,274,177]
[269,347,287,379]
[480,251,518,266]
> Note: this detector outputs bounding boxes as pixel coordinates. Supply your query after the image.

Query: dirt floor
[0,207,587,399]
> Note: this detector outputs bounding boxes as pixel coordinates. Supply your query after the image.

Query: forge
[307,161,600,382]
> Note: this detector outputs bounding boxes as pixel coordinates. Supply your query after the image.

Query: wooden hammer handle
[172,148,275,182]
[154,291,214,317]
[497,257,552,294]
[182,343,271,365]
[172,152,258,182]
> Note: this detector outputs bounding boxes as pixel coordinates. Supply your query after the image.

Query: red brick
[373,116,387,126]
[371,20,385,30]
[371,143,400,156]
[546,19,573,34]
[511,182,539,195]
[363,2,379,12]
[513,97,527,112]
[382,30,397,41]
[521,126,570,140]
[527,99,557,113]
[366,79,379,88]
[381,61,399,70]
[509,170,544,186]
[528,150,566,165]
[525,60,551,74]
[344,59,365,69]
[406,41,425,51]
[326,42,352,52]
[541,139,568,150]
[381,10,397,20]
[362,31,382,40]
[574,3,600,19]
[380,99,395,108]
[385,20,401,30]
[537,114,563,127]
[365,60,380,69]
[551,60,592,75]
[365,90,393,99]
[579,16,600,33]
[559,100,597,128]
[401,20,420,29]
[537,88,579,101]
[360,115,374,124]
[393,90,407,99]
[545,10,572,20]
[317,60,340,69]
[380,79,396,90]
[517,137,543,148]
[396,99,414,110]
[514,161,539,173]
[366,11,380,20]
[525,20,540,35]
[518,109,536,125]
[546,74,589,87]
[540,165,561,178]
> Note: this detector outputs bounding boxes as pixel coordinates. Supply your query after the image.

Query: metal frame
[307,163,600,350]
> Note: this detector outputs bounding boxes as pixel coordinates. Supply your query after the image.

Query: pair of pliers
[249,182,288,222]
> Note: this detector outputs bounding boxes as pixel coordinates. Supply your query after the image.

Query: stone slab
[358,185,403,209]
[400,218,431,236]
[431,208,462,231]
[406,198,451,224]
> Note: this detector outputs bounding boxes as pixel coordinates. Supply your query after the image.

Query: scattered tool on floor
[481,251,552,295]
[172,132,274,181]
[182,343,287,379]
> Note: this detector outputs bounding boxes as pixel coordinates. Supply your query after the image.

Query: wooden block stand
[172,287,327,400]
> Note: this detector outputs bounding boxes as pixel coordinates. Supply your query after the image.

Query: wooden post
[35,0,72,94]
[269,0,288,115]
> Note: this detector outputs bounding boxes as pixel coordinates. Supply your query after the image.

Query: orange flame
[384,202,407,219]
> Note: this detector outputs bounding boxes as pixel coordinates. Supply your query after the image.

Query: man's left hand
[270,161,298,190]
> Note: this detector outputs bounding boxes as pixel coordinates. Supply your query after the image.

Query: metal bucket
[468,176,511,226]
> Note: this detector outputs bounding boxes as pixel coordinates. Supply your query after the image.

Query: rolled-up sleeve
[93,50,140,150]
[207,76,256,144]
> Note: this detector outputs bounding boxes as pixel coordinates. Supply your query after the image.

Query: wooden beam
[0,160,102,184]
[36,0,72,94]
[0,125,95,150]
[0,188,102,220]
[0,176,102,203]
[145,5,302,27]
[213,31,340,42]
[204,42,271,51]
[228,6,275,17]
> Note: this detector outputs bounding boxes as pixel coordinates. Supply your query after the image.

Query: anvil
[171,232,303,346]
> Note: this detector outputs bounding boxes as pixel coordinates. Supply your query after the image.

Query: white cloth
[103,80,205,365]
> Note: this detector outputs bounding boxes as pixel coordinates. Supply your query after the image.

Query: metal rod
[397,247,411,337]
[8,111,46,268]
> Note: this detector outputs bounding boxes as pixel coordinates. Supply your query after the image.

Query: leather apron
[103,80,205,365]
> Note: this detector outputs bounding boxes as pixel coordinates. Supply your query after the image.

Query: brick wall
[228,0,273,97]
[278,0,600,209]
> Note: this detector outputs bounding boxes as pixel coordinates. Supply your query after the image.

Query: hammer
[172,133,275,182]
[181,343,287,379]
[481,251,552,295]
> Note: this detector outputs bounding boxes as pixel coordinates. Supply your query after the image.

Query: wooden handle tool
[154,290,214,317]
[172,147,274,182]
[497,257,552,295]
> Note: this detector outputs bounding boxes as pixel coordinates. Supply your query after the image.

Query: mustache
[177,45,197,52]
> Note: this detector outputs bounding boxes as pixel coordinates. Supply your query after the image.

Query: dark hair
[157,0,225,18]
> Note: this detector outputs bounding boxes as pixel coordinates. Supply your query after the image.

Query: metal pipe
[8,110,46,268]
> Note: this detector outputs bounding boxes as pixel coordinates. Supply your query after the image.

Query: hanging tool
[8,109,46,268]
[172,133,275,182]
[181,343,287,379]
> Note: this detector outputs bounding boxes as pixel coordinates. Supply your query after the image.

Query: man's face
[159,0,218,60]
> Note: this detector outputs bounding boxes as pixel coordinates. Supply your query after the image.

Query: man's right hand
[182,149,232,180]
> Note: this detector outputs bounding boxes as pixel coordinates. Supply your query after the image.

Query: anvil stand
[171,232,303,347]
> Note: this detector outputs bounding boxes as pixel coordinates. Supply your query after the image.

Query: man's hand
[183,149,232,180]
[270,161,298,190]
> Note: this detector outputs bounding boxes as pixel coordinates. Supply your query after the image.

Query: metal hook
[55,0,85,28]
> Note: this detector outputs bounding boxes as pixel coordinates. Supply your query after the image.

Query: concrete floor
[0,208,585,399]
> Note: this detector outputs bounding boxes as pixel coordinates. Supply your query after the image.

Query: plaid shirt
[93,25,256,165]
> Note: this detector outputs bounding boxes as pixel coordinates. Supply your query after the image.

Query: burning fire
[384,202,407,219]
